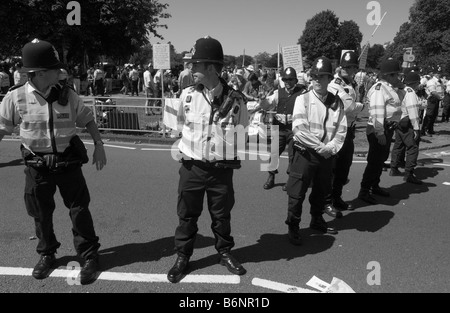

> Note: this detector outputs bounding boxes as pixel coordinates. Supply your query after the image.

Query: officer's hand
[376,134,387,145]
[93,145,107,171]
[316,145,333,159]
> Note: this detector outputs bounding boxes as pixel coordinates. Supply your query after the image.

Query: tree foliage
[384,0,450,74]
[338,20,363,53]
[299,10,340,61]
[0,0,170,68]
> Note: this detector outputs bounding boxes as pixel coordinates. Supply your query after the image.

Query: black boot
[167,255,189,283]
[287,225,302,246]
[263,173,275,190]
[32,254,56,280]
[79,255,100,285]
[310,216,338,234]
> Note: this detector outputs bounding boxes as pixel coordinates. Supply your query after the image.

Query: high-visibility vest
[7,83,94,153]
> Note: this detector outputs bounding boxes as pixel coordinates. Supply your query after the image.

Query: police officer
[257,67,307,190]
[324,51,364,217]
[389,70,423,184]
[0,39,107,285]
[167,36,249,283]
[358,58,402,204]
[285,57,347,245]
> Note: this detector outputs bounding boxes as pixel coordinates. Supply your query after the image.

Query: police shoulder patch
[8,83,26,92]
[375,83,382,91]
[335,78,342,85]
[407,87,414,93]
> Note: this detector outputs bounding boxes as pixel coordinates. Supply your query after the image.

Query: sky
[151,0,417,57]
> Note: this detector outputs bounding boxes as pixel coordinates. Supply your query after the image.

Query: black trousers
[360,126,394,191]
[269,126,294,175]
[326,127,355,203]
[175,163,235,257]
[390,126,419,174]
[24,166,100,258]
[285,149,333,227]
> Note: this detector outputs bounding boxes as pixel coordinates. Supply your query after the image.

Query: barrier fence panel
[82,95,173,137]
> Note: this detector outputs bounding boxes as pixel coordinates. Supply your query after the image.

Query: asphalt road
[1,138,450,295]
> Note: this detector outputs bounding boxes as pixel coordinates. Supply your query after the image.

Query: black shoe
[310,216,338,235]
[263,174,275,190]
[79,255,100,285]
[32,254,56,280]
[358,191,377,204]
[288,226,302,246]
[333,197,349,211]
[219,253,246,275]
[371,186,390,197]
[404,173,423,185]
[167,255,189,283]
[323,204,343,218]
[389,168,404,176]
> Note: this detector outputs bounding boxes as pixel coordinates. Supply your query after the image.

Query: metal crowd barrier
[81,95,172,137]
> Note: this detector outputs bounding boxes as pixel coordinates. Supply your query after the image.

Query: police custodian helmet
[380,58,401,75]
[403,70,421,85]
[20,38,64,73]
[310,57,333,76]
[282,67,297,80]
[183,36,224,65]
[340,51,358,68]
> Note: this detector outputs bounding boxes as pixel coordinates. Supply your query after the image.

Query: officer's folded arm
[85,120,107,170]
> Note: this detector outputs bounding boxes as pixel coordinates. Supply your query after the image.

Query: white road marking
[0,267,240,284]
[252,278,318,293]
[84,142,137,150]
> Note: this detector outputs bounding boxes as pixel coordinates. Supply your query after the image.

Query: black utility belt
[181,159,241,170]
[26,154,82,171]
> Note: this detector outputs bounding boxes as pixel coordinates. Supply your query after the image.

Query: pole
[277,44,280,69]
[243,49,245,68]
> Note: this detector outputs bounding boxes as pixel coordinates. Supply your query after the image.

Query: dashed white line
[252,278,318,293]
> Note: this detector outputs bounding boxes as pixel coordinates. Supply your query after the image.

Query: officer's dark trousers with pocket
[325,126,355,204]
[175,162,235,257]
[285,148,333,227]
[360,125,394,192]
[390,120,419,174]
[268,123,294,175]
[24,166,100,259]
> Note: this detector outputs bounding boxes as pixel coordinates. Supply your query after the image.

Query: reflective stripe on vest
[16,85,78,153]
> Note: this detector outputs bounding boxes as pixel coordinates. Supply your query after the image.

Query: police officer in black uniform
[167,36,249,283]
[257,67,307,190]
[0,39,107,285]
[285,57,347,245]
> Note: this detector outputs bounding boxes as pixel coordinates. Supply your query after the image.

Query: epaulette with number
[334,78,343,85]
[8,83,26,92]
[375,83,382,91]
[406,87,414,93]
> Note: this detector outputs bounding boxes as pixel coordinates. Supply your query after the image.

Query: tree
[384,0,450,73]
[299,10,340,61]
[0,0,170,69]
[254,52,272,68]
[366,44,385,70]
[338,20,363,54]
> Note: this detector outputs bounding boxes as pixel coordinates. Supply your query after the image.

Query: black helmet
[310,57,333,76]
[403,70,421,85]
[282,67,297,80]
[183,36,224,65]
[380,58,401,75]
[20,39,64,73]
[340,51,358,68]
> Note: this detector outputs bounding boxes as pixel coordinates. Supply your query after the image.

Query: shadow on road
[0,159,23,168]
[329,210,394,233]
[349,165,444,210]
[188,231,336,272]
[95,234,215,271]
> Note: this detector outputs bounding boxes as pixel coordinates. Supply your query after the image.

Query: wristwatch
[94,140,104,146]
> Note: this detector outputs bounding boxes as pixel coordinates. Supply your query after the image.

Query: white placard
[282,45,304,73]
[153,44,171,70]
